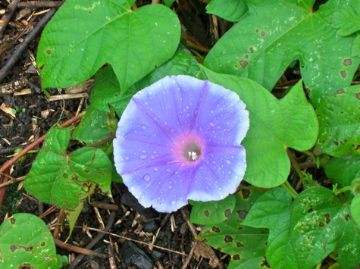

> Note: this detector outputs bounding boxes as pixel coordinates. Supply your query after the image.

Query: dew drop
[140,154,147,160]
[143,174,151,181]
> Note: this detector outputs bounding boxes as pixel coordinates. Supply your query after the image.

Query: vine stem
[283,181,298,199]
[0,112,85,210]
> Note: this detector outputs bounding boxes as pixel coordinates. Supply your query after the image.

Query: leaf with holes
[206,0,247,22]
[0,213,65,269]
[198,189,268,269]
[204,0,360,103]
[190,195,236,225]
[244,187,360,269]
[24,127,112,210]
[37,0,180,90]
[203,68,318,187]
[315,85,360,157]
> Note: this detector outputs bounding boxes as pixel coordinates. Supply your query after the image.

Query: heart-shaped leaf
[203,68,318,187]
[37,0,180,90]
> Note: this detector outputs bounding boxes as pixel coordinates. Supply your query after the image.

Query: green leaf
[0,213,64,269]
[199,190,268,269]
[163,0,175,7]
[203,68,318,187]
[316,86,360,157]
[330,1,360,36]
[324,155,360,187]
[65,202,84,240]
[37,0,180,90]
[242,188,292,234]
[132,47,206,90]
[206,0,247,22]
[244,187,360,269]
[72,106,115,144]
[89,66,131,115]
[204,0,360,103]
[69,147,112,193]
[190,195,236,225]
[351,195,360,225]
[24,127,112,210]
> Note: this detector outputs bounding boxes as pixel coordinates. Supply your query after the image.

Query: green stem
[335,185,352,195]
[283,181,298,198]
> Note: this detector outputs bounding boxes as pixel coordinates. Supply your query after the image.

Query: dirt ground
[0,1,233,268]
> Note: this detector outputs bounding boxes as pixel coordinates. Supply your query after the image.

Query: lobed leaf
[204,0,360,103]
[203,68,318,187]
[37,0,180,90]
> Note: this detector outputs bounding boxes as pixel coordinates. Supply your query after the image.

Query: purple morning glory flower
[113,75,249,212]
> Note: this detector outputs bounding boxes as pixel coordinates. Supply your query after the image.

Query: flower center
[183,143,201,162]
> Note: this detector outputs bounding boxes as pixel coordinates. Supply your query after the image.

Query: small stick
[0,176,24,189]
[81,227,187,256]
[18,1,63,8]
[90,201,119,211]
[0,9,55,83]
[181,242,196,269]
[48,93,88,101]
[54,238,106,258]
[180,208,197,237]
[0,0,21,39]
[68,212,116,269]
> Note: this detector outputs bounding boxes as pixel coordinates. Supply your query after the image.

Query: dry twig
[0,9,55,83]
[0,0,21,39]
[18,1,63,8]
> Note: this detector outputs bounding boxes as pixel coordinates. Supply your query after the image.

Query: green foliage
[204,0,360,103]
[0,213,65,269]
[244,187,360,269]
[192,189,268,269]
[73,106,116,144]
[203,68,318,187]
[24,127,112,210]
[316,85,360,157]
[351,195,360,225]
[190,195,236,225]
[37,0,180,90]
[324,155,360,188]
[132,48,206,90]
[206,0,247,22]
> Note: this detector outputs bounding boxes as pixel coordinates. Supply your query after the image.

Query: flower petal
[188,145,246,201]
[121,164,193,212]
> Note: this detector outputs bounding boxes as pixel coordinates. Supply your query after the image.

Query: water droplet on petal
[140,154,147,160]
[143,174,151,181]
